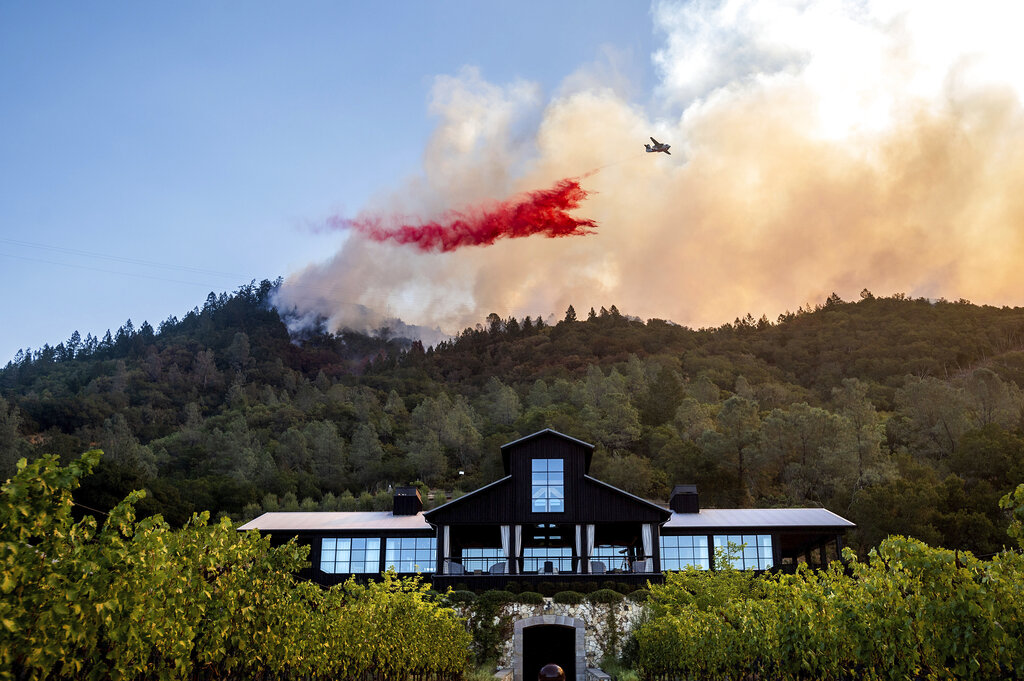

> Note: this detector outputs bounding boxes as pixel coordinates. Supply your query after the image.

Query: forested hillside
[2,281,1024,557]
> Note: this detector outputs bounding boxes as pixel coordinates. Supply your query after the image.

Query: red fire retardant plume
[334,178,597,252]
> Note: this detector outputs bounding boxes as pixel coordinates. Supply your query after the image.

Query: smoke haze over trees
[2,281,1024,558]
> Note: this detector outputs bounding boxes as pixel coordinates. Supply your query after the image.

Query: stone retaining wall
[488,600,645,670]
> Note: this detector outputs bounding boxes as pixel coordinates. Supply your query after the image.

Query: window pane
[384,537,435,573]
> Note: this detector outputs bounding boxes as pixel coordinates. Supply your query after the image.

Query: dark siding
[576,478,668,523]
[512,435,587,524]
[427,478,515,525]
[428,432,669,525]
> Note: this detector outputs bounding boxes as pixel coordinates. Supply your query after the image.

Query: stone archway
[513,615,586,681]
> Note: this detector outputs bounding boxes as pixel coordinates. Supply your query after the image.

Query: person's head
[538,664,565,681]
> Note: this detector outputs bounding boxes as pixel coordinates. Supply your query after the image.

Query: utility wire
[0,237,243,279]
[0,251,248,289]
[72,500,109,516]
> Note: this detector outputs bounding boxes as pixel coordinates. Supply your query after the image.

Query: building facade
[240,429,855,589]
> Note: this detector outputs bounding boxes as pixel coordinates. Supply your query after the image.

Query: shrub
[627,588,650,603]
[516,591,545,605]
[614,581,633,594]
[587,588,624,604]
[448,590,478,605]
[553,590,585,605]
[601,580,617,591]
[537,581,558,596]
[477,590,514,608]
[504,580,522,594]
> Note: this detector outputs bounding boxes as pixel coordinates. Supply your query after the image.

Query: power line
[0,237,243,279]
[72,500,109,516]
[0,251,250,289]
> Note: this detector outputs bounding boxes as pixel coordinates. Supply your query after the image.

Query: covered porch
[436,520,661,578]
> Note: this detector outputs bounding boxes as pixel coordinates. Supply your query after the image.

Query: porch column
[586,524,595,574]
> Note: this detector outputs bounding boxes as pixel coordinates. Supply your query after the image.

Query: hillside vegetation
[2,281,1024,556]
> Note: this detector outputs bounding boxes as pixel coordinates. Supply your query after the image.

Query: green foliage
[586,589,624,604]
[636,532,1024,680]
[466,591,513,666]
[448,590,478,605]
[552,590,585,605]
[537,581,558,596]
[514,591,545,605]
[1000,483,1024,547]
[476,590,514,608]
[625,588,649,603]
[0,452,471,680]
[5,286,1024,557]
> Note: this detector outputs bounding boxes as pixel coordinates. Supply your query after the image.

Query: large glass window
[522,546,573,573]
[385,537,437,573]
[589,544,630,572]
[713,534,773,570]
[320,537,381,574]
[462,547,505,572]
[660,535,710,570]
[531,458,564,512]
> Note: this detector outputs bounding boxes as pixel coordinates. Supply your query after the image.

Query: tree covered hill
[2,281,1024,557]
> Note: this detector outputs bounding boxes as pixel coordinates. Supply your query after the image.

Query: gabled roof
[422,475,512,523]
[500,428,594,474]
[583,475,672,522]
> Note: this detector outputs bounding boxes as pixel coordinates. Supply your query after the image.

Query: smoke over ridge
[276,0,1024,341]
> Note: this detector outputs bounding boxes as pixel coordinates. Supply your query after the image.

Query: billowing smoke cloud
[328,178,596,252]
[277,0,1024,340]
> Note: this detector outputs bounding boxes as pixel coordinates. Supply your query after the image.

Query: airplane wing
[650,137,660,145]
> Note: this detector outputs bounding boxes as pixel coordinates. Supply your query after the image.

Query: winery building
[240,429,855,589]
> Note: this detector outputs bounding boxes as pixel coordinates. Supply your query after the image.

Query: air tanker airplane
[644,137,671,154]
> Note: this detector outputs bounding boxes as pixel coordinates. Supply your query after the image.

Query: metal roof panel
[663,507,855,529]
[238,511,432,532]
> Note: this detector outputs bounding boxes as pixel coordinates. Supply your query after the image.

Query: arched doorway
[513,616,586,681]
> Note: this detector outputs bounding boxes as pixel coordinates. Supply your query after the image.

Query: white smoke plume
[275,0,1024,340]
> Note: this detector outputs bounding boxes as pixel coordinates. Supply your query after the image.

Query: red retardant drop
[335,178,597,252]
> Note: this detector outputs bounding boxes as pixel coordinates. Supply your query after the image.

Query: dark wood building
[240,429,854,588]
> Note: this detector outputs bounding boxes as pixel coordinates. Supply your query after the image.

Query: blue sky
[0,2,658,362]
[6,1,1024,365]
